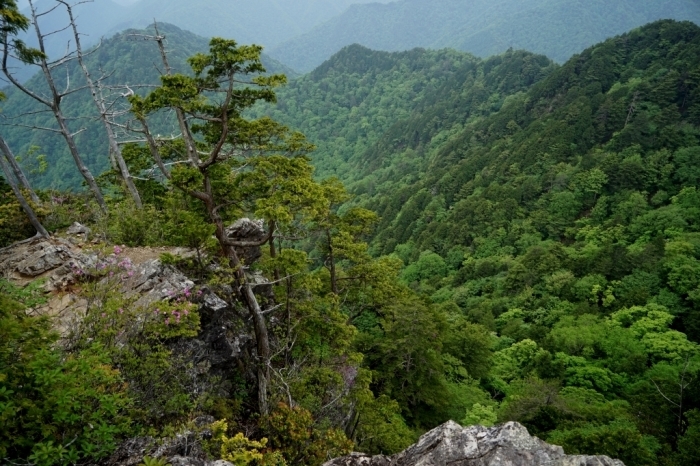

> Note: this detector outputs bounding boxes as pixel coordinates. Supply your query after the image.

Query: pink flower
[114,245,123,255]
[118,308,124,314]
[164,318,170,325]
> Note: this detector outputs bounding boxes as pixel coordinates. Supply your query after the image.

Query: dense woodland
[2,1,700,464]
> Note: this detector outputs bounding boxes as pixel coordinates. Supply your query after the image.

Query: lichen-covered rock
[126,259,195,308]
[323,421,625,466]
[0,236,95,288]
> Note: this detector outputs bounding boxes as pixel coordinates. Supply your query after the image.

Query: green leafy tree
[129,37,323,415]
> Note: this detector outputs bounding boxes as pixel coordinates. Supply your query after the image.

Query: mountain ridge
[269,0,700,72]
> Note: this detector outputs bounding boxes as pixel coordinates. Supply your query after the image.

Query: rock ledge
[323,421,625,466]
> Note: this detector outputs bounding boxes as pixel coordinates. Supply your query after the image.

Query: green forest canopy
[2,14,700,466]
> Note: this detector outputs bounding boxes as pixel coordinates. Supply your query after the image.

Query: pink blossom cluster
[153,302,194,326]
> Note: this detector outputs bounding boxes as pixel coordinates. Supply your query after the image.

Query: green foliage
[0,294,133,465]
[208,420,287,466]
[139,457,172,466]
[96,198,165,246]
[68,248,203,426]
[548,421,659,466]
[0,181,49,246]
[676,410,700,465]
[350,387,416,455]
[462,403,498,427]
[262,403,353,466]
[0,278,48,309]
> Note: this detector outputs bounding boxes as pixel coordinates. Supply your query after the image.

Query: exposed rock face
[225,218,266,265]
[323,421,625,466]
[0,236,96,289]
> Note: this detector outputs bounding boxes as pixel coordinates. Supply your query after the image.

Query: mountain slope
[112,0,394,49]
[264,20,700,464]
[256,44,555,183]
[269,0,700,72]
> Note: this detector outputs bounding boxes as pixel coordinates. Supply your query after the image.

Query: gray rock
[210,461,235,466]
[225,218,266,265]
[200,290,229,314]
[66,222,91,236]
[0,236,95,289]
[128,259,195,308]
[323,421,625,466]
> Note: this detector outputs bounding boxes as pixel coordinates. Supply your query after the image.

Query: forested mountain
[256,44,556,181]
[252,20,700,464]
[0,23,292,190]
[4,2,700,462]
[268,0,700,72]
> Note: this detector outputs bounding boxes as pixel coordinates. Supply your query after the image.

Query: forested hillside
[256,45,556,181]
[0,23,292,190]
[3,3,700,464]
[269,0,700,72]
[256,20,700,464]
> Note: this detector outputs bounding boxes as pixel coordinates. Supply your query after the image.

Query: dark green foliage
[0,176,41,246]
[0,290,133,465]
[257,20,700,464]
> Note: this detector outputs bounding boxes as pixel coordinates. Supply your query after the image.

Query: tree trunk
[204,179,271,415]
[0,140,49,238]
[62,0,142,208]
[52,106,107,211]
[0,137,40,204]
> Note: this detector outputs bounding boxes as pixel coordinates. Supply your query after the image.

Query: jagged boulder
[66,221,91,237]
[225,218,266,265]
[0,236,96,289]
[323,421,625,466]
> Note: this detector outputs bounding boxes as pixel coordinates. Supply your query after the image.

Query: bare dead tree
[0,135,41,204]
[0,135,49,238]
[652,355,698,441]
[59,0,142,208]
[1,0,106,211]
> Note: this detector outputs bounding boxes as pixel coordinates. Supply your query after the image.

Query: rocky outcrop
[323,421,625,466]
[0,235,96,289]
[225,218,266,265]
